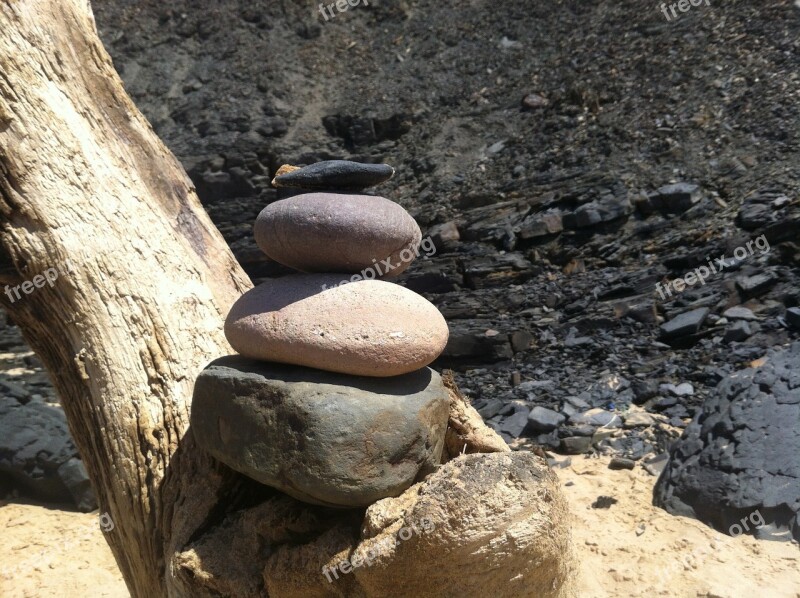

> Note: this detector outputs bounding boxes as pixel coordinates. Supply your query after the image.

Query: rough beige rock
[224,274,449,377]
[264,452,576,598]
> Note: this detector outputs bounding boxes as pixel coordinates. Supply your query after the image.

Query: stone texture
[427,221,460,252]
[654,343,800,542]
[659,307,709,340]
[191,356,450,508]
[0,395,96,511]
[528,406,566,432]
[723,306,758,321]
[723,320,752,343]
[254,192,422,277]
[736,273,777,299]
[271,160,395,190]
[786,307,800,330]
[650,182,703,212]
[623,411,655,428]
[568,408,619,428]
[176,382,523,597]
[224,275,449,377]
[264,452,576,598]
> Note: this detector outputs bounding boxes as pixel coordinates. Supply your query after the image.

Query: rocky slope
[88,0,800,458]
[2,0,800,511]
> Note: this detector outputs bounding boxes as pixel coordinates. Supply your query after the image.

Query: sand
[1,456,798,598]
[561,456,800,598]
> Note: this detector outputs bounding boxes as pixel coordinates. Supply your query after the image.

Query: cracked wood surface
[0,1,252,595]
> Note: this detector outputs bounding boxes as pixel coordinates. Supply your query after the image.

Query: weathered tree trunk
[0,1,252,595]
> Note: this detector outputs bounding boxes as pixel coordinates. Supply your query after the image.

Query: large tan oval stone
[224,274,449,377]
[254,192,422,277]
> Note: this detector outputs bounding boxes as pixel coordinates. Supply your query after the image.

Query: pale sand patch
[0,501,127,598]
[558,456,800,598]
[1,455,799,597]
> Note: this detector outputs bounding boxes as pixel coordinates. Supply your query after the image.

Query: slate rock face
[0,396,96,511]
[190,356,450,508]
[654,343,800,541]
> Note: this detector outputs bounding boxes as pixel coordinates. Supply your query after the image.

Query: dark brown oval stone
[254,192,422,276]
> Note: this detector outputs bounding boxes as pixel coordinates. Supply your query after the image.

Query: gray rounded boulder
[190,356,450,508]
[254,192,422,277]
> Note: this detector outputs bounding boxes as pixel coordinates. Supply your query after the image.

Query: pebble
[623,411,655,428]
[521,93,549,110]
[660,308,710,340]
[723,306,758,321]
[660,382,694,397]
[736,273,777,299]
[723,320,752,343]
[642,182,703,213]
[254,192,422,276]
[224,275,449,377]
[569,408,619,428]
[527,406,566,433]
[560,436,593,454]
[500,409,530,437]
[608,457,636,470]
[271,160,395,189]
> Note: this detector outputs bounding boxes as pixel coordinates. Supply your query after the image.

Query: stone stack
[191,160,451,508]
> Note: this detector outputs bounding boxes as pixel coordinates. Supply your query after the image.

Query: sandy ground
[2,456,799,598]
[561,457,800,598]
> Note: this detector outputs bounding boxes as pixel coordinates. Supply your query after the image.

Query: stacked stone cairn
[191,160,451,508]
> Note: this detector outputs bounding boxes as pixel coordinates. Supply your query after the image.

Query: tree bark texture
[0,1,252,595]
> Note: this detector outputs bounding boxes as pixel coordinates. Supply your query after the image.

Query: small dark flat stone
[631,379,659,404]
[651,182,703,212]
[527,406,566,433]
[653,396,678,410]
[608,457,636,470]
[723,320,752,343]
[478,398,505,419]
[659,307,709,340]
[591,495,618,509]
[736,273,777,299]
[272,160,395,190]
[723,306,758,321]
[499,408,530,437]
[569,409,619,428]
